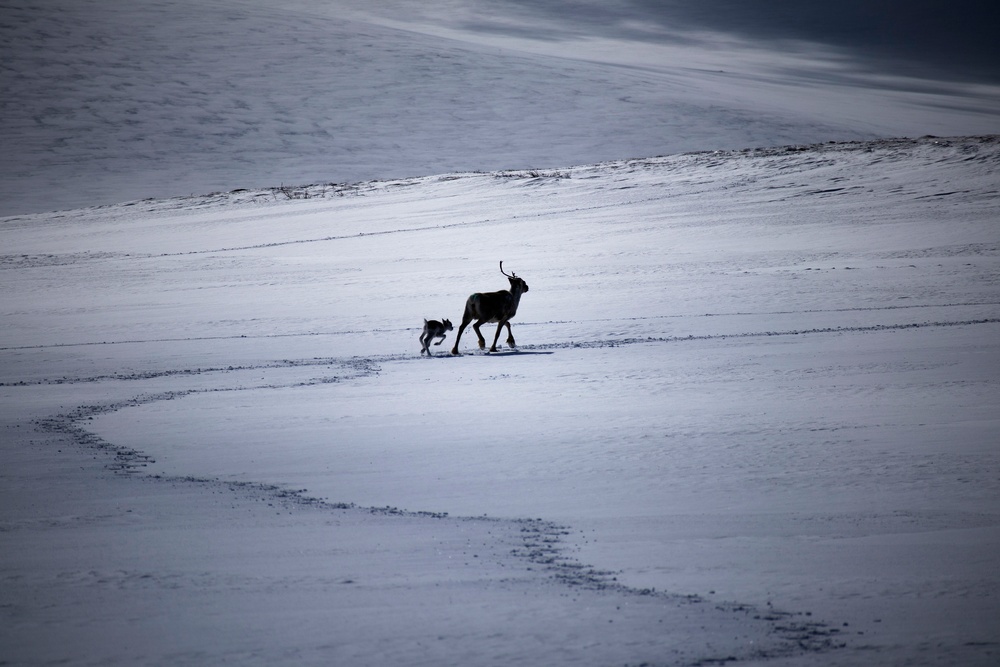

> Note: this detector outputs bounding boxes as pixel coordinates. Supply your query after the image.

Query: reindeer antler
[500,260,518,278]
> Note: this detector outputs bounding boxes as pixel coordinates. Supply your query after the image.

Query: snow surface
[3,0,1000,663]
[3,0,999,216]
[2,136,999,665]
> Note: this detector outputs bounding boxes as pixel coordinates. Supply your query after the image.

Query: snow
[2,0,999,217]
[3,135,999,665]
[3,0,1000,664]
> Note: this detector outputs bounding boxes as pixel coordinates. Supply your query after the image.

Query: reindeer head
[500,261,529,294]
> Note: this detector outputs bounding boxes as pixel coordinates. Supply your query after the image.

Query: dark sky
[486,1,1000,84]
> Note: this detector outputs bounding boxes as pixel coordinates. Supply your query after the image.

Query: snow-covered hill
[2,136,998,665]
[3,0,998,217]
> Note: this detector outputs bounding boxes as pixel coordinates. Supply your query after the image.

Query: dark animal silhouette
[420,318,453,355]
[451,262,529,355]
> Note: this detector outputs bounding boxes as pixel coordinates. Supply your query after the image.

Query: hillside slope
[3,0,999,216]
[2,136,999,665]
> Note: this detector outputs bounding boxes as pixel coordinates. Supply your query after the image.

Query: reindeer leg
[451,313,472,355]
[489,321,507,353]
[473,320,488,349]
[419,332,428,355]
[433,334,445,346]
[504,321,516,348]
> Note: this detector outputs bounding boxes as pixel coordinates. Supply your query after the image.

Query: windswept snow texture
[2,136,999,665]
[2,0,999,216]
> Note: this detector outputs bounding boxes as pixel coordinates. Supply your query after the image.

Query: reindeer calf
[420,318,453,355]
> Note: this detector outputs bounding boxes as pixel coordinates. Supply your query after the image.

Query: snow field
[2,136,999,665]
[4,0,999,217]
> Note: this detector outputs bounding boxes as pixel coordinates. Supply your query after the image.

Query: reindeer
[420,318,453,356]
[451,262,529,355]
